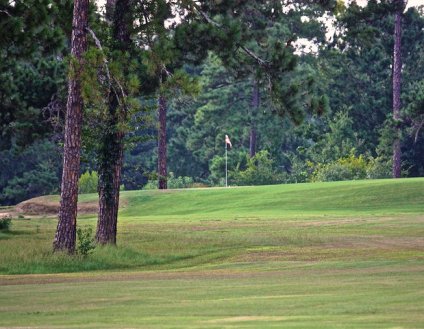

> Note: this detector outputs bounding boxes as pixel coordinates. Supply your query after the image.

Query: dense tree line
[1,0,423,251]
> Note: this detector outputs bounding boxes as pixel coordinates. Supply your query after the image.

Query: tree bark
[392,1,404,178]
[53,0,89,253]
[158,95,168,189]
[96,0,131,245]
[249,80,259,158]
[105,0,117,22]
[96,94,124,245]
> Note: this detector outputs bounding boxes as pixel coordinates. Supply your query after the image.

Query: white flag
[225,135,232,148]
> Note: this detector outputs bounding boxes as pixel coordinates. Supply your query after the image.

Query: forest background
[1,0,423,206]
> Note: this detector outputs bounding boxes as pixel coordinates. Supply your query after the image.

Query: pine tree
[95,0,133,245]
[392,0,406,178]
[53,0,89,253]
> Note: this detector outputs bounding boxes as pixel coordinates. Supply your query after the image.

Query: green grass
[121,178,424,220]
[0,178,423,328]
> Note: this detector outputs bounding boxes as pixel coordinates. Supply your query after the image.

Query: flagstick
[225,143,228,187]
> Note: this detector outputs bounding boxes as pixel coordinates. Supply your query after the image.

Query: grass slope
[121,178,424,220]
[0,178,423,328]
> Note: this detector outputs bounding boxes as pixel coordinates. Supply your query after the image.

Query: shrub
[76,226,96,256]
[79,171,98,194]
[0,216,12,231]
[231,150,283,186]
[366,157,392,179]
[311,154,368,182]
[144,172,195,189]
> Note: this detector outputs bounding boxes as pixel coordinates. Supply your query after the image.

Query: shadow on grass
[2,245,233,275]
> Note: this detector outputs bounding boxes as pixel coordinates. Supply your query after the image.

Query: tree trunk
[53,0,89,253]
[158,95,167,189]
[96,0,131,245]
[249,80,259,158]
[96,94,124,245]
[105,0,116,22]
[392,1,404,178]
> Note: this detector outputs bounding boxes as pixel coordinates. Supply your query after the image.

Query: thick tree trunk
[158,95,167,189]
[392,2,403,178]
[53,0,88,253]
[96,0,131,245]
[105,0,116,22]
[249,80,259,158]
[96,94,124,245]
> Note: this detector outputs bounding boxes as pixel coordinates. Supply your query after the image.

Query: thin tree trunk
[96,0,131,245]
[158,94,167,189]
[249,80,259,158]
[392,1,404,178]
[53,0,89,253]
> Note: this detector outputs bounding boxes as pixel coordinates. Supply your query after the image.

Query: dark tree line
[1,0,423,253]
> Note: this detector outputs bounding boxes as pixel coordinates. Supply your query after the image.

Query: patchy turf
[0,178,423,328]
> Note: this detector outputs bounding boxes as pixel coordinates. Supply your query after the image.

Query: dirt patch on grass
[14,196,129,216]
[0,212,12,219]
[15,196,98,216]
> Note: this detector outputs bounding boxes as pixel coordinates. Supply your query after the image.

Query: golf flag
[225,135,232,148]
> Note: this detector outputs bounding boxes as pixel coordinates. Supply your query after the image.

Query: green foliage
[366,156,392,179]
[282,154,311,184]
[76,226,96,256]
[311,153,369,182]
[0,216,12,231]
[144,172,194,189]
[0,140,61,206]
[231,150,283,186]
[78,171,98,194]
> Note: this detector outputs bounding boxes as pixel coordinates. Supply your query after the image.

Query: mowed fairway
[1,178,424,328]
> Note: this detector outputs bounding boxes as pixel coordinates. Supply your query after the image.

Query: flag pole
[225,142,228,187]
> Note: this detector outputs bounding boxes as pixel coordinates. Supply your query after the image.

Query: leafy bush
[76,226,96,256]
[231,150,283,186]
[78,171,98,194]
[281,154,311,184]
[144,172,195,189]
[209,151,247,186]
[366,157,392,179]
[0,216,12,231]
[311,154,369,182]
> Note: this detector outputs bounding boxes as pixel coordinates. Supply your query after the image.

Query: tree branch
[86,26,128,107]
[0,9,12,17]
[413,118,424,143]
[86,26,112,89]
[187,2,270,67]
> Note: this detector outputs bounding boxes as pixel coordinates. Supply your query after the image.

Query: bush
[366,157,392,179]
[79,171,98,194]
[0,216,12,231]
[311,154,368,182]
[144,172,195,189]
[282,154,311,184]
[76,226,96,256]
[231,150,283,186]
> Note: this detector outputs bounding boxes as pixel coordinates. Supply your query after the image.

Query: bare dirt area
[15,196,98,216]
